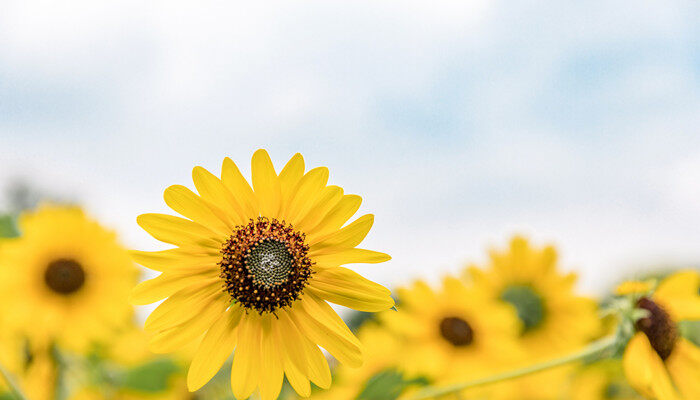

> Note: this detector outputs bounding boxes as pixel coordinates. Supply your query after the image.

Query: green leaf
[121,358,180,393]
[356,369,429,400]
[679,320,700,347]
[0,392,18,400]
[0,215,19,238]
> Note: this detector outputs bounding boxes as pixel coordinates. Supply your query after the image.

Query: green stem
[409,336,617,400]
[0,361,27,400]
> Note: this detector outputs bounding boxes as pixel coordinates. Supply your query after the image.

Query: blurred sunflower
[569,360,642,400]
[310,323,407,400]
[380,277,521,395]
[620,270,700,400]
[131,150,394,400]
[465,236,601,399]
[0,205,137,352]
[0,337,57,400]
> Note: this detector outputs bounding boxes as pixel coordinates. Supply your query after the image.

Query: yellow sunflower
[131,150,394,400]
[465,236,601,399]
[0,336,57,400]
[620,270,700,400]
[310,322,405,400]
[0,205,137,352]
[380,277,521,394]
[569,360,642,400]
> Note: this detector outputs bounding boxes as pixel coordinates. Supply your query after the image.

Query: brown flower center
[44,258,86,295]
[439,316,474,347]
[219,217,313,313]
[635,297,677,360]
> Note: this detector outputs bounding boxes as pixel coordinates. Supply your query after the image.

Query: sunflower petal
[285,167,329,224]
[296,185,344,232]
[622,332,681,400]
[187,305,244,391]
[192,166,247,226]
[275,313,311,396]
[221,157,258,219]
[144,280,223,331]
[137,213,222,248]
[312,248,391,268]
[149,295,228,353]
[231,314,262,400]
[308,267,394,312]
[306,194,361,243]
[130,272,220,305]
[259,316,284,400]
[279,153,305,209]
[309,214,374,255]
[251,149,281,218]
[130,249,220,273]
[163,185,231,236]
[666,338,700,398]
[290,294,362,367]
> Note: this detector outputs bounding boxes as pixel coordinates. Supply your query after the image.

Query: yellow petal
[130,271,220,305]
[145,280,223,331]
[275,313,310,397]
[231,314,262,400]
[251,149,281,218]
[655,270,700,321]
[221,157,258,219]
[308,267,394,312]
[305,194,361,243]
[312,248,391,268]
[666,338,700,399]
[259,316,284,400]
[282,310,331,389]
[130,249,220,274]
[290,294,362,367]
[149,295,229,353]
[285,167,330,224]
[163,185,231,236]
[278,153,305,209]
[309,214,374,255]
[137,213,222,248]
[187,305,244,391]
[192,166,247,226]
[296,185,344,232]
[622,333,681,400]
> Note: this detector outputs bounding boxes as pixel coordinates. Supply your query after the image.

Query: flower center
[439,316,474,347]
[500,285,545,333]
[635,297,677,360]
[219,217,313,313]
[44,258,86,295]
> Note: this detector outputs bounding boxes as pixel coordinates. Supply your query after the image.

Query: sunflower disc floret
[220,217,313,313]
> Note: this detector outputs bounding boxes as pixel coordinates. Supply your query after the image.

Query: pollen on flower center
[635,297,677,360]
[44,258,86,295]
[219,217,313,313]
[439,316,474,347]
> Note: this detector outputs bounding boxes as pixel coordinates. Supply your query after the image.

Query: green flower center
[500,285,545,333]
[439,316,474,347]
[44,258,86,295]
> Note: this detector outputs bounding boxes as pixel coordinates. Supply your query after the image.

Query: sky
[1,0,699,296]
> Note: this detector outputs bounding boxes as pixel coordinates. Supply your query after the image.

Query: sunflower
[619,270,700,400]
[310,323,406,400]
[465,236,601,399]
[0,335,57,400]
[569,360,642,400]
[380,277,521,395]
[0,205,137,352]
[131,150,394,400]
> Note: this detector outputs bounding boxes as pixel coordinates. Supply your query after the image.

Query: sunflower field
[2,1,699,399]
[0,150,698,400]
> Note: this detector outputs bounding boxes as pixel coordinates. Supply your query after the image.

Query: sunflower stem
[0,361,27,400]
[408,336,618,400]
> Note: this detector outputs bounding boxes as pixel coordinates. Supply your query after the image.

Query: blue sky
[1,0,699,294]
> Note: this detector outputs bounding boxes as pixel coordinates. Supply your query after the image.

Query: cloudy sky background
[2,0,699,296]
